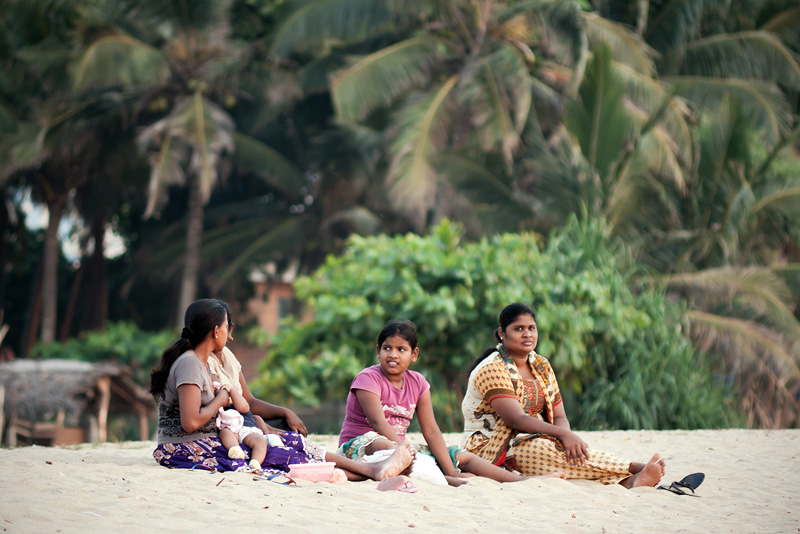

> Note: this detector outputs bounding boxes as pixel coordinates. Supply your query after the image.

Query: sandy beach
[1,429,798,533]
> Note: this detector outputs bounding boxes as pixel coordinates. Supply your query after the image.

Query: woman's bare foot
[621,454,664,488]
[629,455,666,476]
[371,440,415,481]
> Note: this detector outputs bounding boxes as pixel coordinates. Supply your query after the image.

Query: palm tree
[0,0,109,344]
[269,0,597,233]
[71,0,309,325]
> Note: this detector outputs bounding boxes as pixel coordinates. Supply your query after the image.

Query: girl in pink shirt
[338,320,564,486]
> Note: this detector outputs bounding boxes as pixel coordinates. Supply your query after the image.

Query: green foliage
[29,322,174,388]
[252,217,737,431]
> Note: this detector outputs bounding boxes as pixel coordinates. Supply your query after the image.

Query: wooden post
[138,407,148,441]
[0,384,4,446]
[97,376,111,442]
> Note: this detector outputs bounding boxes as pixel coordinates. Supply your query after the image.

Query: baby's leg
[219,428,238,451]
[220,428,245,459]
[243,433,267,467]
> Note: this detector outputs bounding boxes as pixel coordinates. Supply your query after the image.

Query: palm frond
[682,31,800,90]
[665,266,800,344]
[270,0,396,58]
[331,38,440,123]
[386,77,458,224]
[606,122,688,226]
[141,135,186,218]
[669,76,792,143]
[137,96,234,216]
[0,123,48,182]
[759,5,800,49]
[644,0,730,61]
[582,11,655,75]
[564,45,636,184]
[232,133,304,197]
[614,62,693,164]
[324,206,384,236]
[213,216,308,290]
[434,153,533,217]
[188,95,235,203]
[460,42,531,168]
[686,309,800,382]
[752,187,800,218]
[71,34,170,90]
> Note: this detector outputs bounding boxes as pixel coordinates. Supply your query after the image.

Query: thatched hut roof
[0,359,154,427]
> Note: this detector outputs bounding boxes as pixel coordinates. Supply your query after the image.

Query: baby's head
[377,320,418,349]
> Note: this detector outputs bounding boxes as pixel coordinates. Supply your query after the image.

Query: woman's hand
[559,430,590,466]
[263,424,287,436]
[215,386,231,406]
[284,410,308,436]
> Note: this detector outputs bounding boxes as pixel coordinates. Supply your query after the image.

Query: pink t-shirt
[338,365,430,446]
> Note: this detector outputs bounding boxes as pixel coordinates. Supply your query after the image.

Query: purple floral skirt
[153,432,326,474]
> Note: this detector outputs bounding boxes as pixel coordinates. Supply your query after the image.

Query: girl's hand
[560,430,590,466]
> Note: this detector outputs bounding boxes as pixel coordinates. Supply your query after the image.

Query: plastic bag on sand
[361,449,448,486]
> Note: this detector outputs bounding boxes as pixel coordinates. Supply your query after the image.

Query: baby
[213,380,272,470]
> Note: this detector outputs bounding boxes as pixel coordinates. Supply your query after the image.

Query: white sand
[1,430,798,533]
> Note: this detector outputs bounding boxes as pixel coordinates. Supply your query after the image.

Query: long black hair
[377,319,418,349]
[469,302,537,373]
[149,299,228,399]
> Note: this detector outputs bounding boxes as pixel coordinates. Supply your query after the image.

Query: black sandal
[658,472,705,496]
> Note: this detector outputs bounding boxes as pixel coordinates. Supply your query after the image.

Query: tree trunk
[59,261,84,341]
[20,260,43,357]
[176,175,204,327]
[82,203,108,331]
[40,199,65,343]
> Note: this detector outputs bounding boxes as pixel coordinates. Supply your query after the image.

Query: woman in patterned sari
[461,303,665,487]
[150,298,413,481]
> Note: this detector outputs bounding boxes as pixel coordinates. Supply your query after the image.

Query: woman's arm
[491,397,589,465]
[415,391,460,477]
[238,372,308,435]
[224,384,250,414]
[178,383,230,433]
[354,389,404,444]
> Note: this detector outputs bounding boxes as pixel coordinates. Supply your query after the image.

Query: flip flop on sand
[376,476,419,493]
[658,472,705,496]
[253,472,298,486]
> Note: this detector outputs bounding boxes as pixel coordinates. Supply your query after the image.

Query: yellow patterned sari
[461,349,631,484]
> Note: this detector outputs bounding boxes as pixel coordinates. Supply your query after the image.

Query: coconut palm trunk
[40,198,65,343]
[176,174,205,327]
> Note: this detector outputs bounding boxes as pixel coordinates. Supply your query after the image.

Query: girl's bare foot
[372,440,414,480]
[445,475,470,487]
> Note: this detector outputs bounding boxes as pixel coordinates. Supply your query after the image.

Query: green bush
[252,217,738,430]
